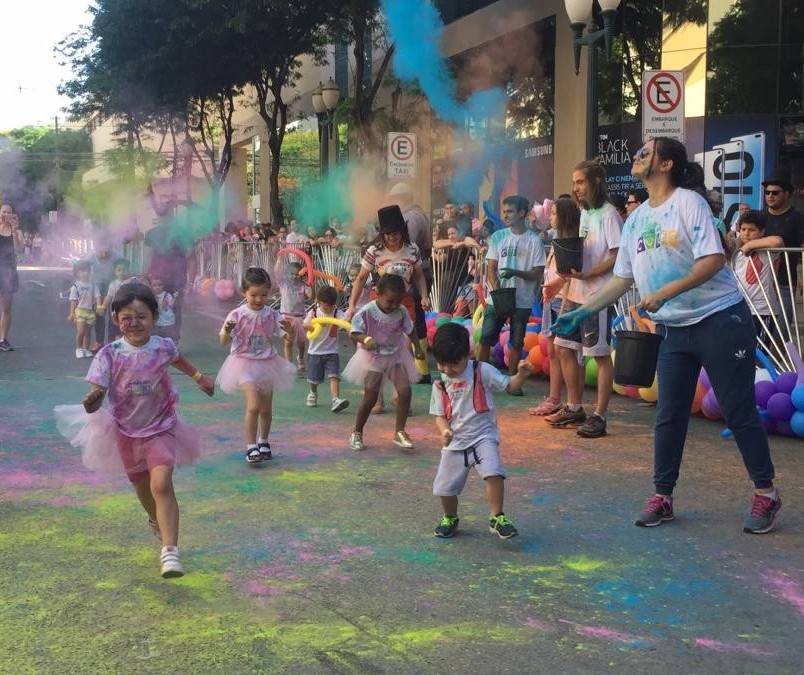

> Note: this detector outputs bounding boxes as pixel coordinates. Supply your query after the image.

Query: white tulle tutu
[54,405,202,476]
[341,347,420,385]
[216,354,297,394]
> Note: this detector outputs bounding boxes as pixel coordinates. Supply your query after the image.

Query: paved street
[0,268,802,674]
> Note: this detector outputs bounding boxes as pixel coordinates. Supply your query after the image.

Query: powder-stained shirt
[429,361,509,449]
[566,202,622,303]
[485,228,546,309]
[87,335,179,437]
[279,280,307,316]
[614,187,743,327]
[350,300,413,356]
[220,304,284,359]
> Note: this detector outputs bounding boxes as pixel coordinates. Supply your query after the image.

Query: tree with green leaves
[0,125,92,229]
[57,0,244,219]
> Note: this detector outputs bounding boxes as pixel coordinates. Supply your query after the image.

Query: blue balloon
[790,410,804,437]
[791,384,804,411]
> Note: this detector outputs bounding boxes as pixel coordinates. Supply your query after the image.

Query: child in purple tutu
[217,267,296,464]
[343,274,425,451]
[54,282,215,579]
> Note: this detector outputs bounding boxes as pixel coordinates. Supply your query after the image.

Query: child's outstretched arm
[171,354,215,396]
[83,385,107,413]
[506,359,534,394]
[434,414,453,446]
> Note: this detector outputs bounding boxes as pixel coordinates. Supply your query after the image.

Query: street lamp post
[565,0,621,160]
[311,79,340,178]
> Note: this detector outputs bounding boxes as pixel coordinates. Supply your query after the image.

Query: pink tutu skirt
[342,347,420,385]
[283,314,307,346]
[54,405,201,477]
[216,354,297,394]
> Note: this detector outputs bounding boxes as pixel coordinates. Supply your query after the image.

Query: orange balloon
[523,332,539,351]
[527,347,543,370]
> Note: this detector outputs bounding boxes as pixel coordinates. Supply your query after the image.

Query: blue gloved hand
[552,307,590,337]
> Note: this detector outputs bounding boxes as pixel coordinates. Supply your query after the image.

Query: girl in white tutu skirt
[217,267,296,464]
[54,283,215,579]
[344,274,425,451]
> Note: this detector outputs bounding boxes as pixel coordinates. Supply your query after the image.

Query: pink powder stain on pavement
[524,617,549,630]
[762,570,804,616]
[694,638,775,658]
[1,468,107,492]
[559,620,653,649]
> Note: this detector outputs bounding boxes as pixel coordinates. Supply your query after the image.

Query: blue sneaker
[434,515,459,538]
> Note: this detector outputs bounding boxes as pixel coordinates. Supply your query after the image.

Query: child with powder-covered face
[55,282,215,579]
[429,322,532,540]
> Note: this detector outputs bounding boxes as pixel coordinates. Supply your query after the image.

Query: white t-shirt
[613,188,744,327]
[485,227,546,309]
[429,360,510,449]
[69,280,100,310]
[304,306,347,355]
[567,202,622,303]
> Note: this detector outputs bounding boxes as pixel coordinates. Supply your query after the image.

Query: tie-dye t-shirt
[86,336,180,437]
[613,187,743,327]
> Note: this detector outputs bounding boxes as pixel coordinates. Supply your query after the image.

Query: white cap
[388,182,413,197]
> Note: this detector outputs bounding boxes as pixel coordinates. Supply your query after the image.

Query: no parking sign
[642,70,685,141]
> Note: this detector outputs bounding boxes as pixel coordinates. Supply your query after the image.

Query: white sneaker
[306,392,317,407]
[160,546,184,578]
[75,348,84,359]
[331,397,349,413]
[82,348,94,358]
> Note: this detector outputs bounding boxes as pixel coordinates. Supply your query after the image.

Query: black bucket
[614,330,664,387]
[490,287,516,319]
[552,237,584,274]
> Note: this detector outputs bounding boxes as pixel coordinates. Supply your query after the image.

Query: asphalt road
[0,267,802,674]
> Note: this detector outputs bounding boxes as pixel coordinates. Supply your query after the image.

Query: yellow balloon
[472,304,484,329]
[611,350,627,395]
[306,316,352,341]
[638,375,659,403]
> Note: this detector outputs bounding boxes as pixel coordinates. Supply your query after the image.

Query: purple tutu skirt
[54,405,202,476]
[341,347,420,386]
[216,354,297,394]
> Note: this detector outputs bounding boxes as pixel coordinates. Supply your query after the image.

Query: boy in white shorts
[429,322,532,539]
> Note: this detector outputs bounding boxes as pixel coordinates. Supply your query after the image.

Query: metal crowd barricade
[430,244,483,315]
[730,247,804,374]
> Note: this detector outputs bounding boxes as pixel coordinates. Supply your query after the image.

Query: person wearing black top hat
[744,172,804,319]
[347,205,431,410]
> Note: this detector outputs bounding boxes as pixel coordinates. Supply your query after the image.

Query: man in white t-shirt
[477,195,546,394]
[550,161,622,437]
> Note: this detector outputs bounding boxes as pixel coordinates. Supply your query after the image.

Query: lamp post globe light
[312,78,340,178]
[564,0,621,160]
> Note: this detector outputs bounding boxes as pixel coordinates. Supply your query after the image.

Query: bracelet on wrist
[191,371,203,382]
[363,336,374,345]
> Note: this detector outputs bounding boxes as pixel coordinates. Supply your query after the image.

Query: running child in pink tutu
[343,273,425,451]
[217,267,297,464]
[54,282,215,579]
